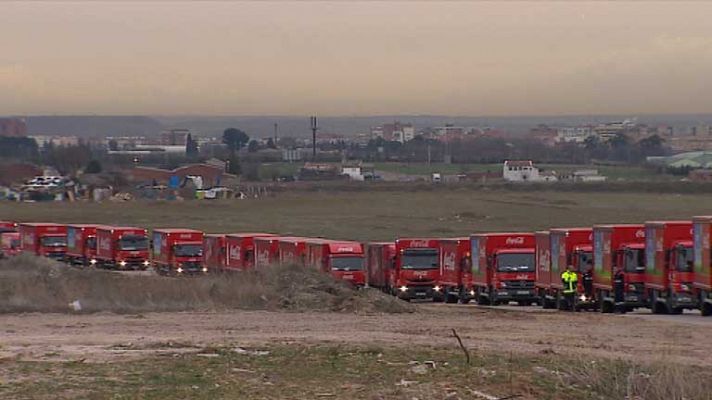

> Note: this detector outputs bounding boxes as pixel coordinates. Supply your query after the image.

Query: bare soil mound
[0,255,414,314]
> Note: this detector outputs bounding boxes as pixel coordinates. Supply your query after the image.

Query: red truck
[537,228,594,310]
[225,233,276,271]
[0,221,17,233]
[0,231,21,258]
[254,236,282,268]
[438,238,474,303]
[152,229,205,274]
[65,224,99,266]
[645,221,695,314]
[693,216,712,316]
[471,233,536,306]
[19,223,67,260]
[306,239,366,286]
[278,237,310,266]
[95,226,150,270]
[389,238,442,301]
[203,234,227,272]
[366,242,396,291]
[592,224,646,313]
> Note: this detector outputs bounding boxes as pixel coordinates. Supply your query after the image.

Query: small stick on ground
[451,328,470,365]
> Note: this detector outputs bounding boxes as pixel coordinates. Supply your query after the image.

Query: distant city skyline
[2,2,712,116]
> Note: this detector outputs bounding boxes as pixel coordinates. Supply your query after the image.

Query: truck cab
[153,229,205,275]
[538,228,593,310]
[19,223,67,260]
[645,221,695,314]
[307,240,366,286]
[65,224,99,266]
[365,242,396,292]
[393,238,442,301]
[438,238,473,304]
[693,216,712,316]
[202,234,227,272]
[593,224,647,313]
[471,233,536,306]
[96,226,150,270]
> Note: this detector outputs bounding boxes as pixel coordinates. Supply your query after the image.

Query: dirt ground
[1,304,709,367]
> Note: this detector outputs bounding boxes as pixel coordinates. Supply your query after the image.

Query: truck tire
[445,292,458,304]
[600,300,614,314]
[476,288,490,305]
[701,302,712,317]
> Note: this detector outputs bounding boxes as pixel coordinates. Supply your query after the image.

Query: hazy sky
[2,1,712,116]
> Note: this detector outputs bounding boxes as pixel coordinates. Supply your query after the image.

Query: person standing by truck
[561,265,578,311]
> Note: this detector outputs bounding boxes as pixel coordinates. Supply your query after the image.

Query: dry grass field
[1,188,709,241]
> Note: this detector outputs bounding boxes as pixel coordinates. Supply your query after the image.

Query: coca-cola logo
[257,250,269,264]
[179,234,194,239]
[515,274,529,280]
[229,245,241,260]
[635,230,645,239]
[505,237,525,245]
[443,252,456,270]
[24,233,34,246]
[408,240,431,248]
[335,247,355,253]
[99,236,111,251]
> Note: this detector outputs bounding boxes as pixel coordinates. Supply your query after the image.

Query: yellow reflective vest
[561,270,578,294]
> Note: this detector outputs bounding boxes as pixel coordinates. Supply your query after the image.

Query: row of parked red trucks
[2,217,712,316]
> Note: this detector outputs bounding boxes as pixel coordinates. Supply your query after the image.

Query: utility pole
[274,123,279,146]
[310,116,318,161]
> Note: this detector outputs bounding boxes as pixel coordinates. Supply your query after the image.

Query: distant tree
[266,138,277,149]
[85,159,102,174]
[222,128,250,154]
[0,137,39,159]
[108,139,119,151]
[609,133,630,149]
[226,155,241,175]
[185,134,199,157]
[247,140,259,153]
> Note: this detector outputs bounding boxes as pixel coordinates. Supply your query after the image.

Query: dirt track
[1,304,710,366]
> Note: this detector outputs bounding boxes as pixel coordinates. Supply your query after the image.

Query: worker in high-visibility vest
[561,265,578,311]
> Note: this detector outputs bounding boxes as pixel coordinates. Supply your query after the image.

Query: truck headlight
[469,290,475,296]
[680,284,690,292]
[202,267,208,273]
[627,284,637,292]
[119,260,127,267]
[89,259,97,265]
[176,267,184,274]
[500,281,507,288]
[433,285,441,292]
[399,286,408,292]
[143,260,150,267]
[579,294,587,302]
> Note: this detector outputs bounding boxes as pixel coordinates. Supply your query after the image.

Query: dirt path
[1,304,710,366]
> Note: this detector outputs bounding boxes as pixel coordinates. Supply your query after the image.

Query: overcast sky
[2,1,712,116]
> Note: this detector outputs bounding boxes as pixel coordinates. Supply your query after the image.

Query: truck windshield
[676,246,694,273]
[41,236,67,247]
[497,253,534,272]
[86,237,96,250]
[624,248,645,273]
[174,244,203,257]
[119,235,148,251]
[401,249,439,270]
[577,251,593,272]
[331,256,364,271]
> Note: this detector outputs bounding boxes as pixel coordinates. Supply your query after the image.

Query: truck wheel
[477,292,490,306]
[702,302,712,317]
[652,301,667,315]
[445,292,458,304]
[600,300,614,314]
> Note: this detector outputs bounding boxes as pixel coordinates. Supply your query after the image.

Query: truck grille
[504,280,534,290]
